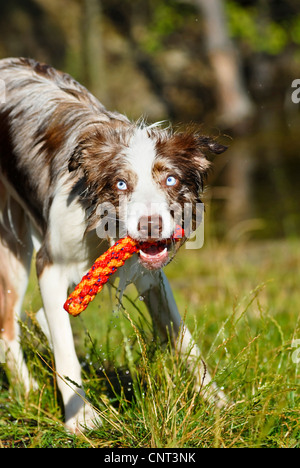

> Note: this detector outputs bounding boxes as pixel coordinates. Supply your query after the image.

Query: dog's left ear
[188,135,228,178]
[196,135,228,156]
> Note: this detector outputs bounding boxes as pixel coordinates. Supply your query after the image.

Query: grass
[0,237,299,448]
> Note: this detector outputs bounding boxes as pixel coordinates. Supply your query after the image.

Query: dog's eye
[116,180,128,191]
[166,176,177,187]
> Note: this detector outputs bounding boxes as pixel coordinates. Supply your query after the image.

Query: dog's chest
[48,179,105,272]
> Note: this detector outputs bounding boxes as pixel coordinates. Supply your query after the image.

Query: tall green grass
[0,239,299,447]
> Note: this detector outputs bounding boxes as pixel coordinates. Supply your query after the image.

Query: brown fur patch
[151,130,227,232]
[68,122,137,231]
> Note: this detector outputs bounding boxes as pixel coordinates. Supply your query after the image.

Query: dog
[0,57,227,433]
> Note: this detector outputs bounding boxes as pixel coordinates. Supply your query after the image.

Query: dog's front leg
[38,263,99,433]
[135,270,227,408]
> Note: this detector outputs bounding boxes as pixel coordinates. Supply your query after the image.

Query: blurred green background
[0,0,299,239]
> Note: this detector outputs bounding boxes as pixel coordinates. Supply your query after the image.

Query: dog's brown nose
[138,215,163,240]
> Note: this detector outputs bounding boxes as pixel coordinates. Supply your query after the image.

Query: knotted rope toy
[64,225,184,317]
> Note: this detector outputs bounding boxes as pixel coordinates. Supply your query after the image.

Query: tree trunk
[194,0,256,233]
[194,0,254,128]
[82,0,107,102]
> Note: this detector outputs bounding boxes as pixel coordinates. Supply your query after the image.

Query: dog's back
[0,57,129,233]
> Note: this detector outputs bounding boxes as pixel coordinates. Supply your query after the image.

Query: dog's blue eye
[166,176,177,187]
[116,180,127,191]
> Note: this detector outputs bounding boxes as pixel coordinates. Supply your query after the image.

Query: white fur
[125,128,174,239]
[38,263,99,431]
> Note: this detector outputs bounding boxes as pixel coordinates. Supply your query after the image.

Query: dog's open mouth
[138,239,173,270]
[135,225,184,270]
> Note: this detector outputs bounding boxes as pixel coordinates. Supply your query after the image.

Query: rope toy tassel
[64,225,184,317]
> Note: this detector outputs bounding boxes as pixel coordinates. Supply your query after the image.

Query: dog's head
[69,123,227,270]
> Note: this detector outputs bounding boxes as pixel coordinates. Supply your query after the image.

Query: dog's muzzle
[137,216,184,270]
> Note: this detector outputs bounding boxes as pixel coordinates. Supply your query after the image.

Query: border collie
[0,58,227,432]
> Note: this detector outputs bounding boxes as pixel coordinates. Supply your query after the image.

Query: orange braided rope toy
[64,225,184,317]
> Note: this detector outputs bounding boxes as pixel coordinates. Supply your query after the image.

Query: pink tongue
[139,244,168,269]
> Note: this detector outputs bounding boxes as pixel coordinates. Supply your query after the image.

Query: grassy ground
[0,237,299,448]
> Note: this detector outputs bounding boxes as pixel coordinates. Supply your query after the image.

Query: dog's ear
[190,135,228,178]
[186,134,228,191]
[185,134,228,177]
[196,135,228,155]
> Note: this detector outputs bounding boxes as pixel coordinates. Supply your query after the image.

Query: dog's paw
[65,403,101,434]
